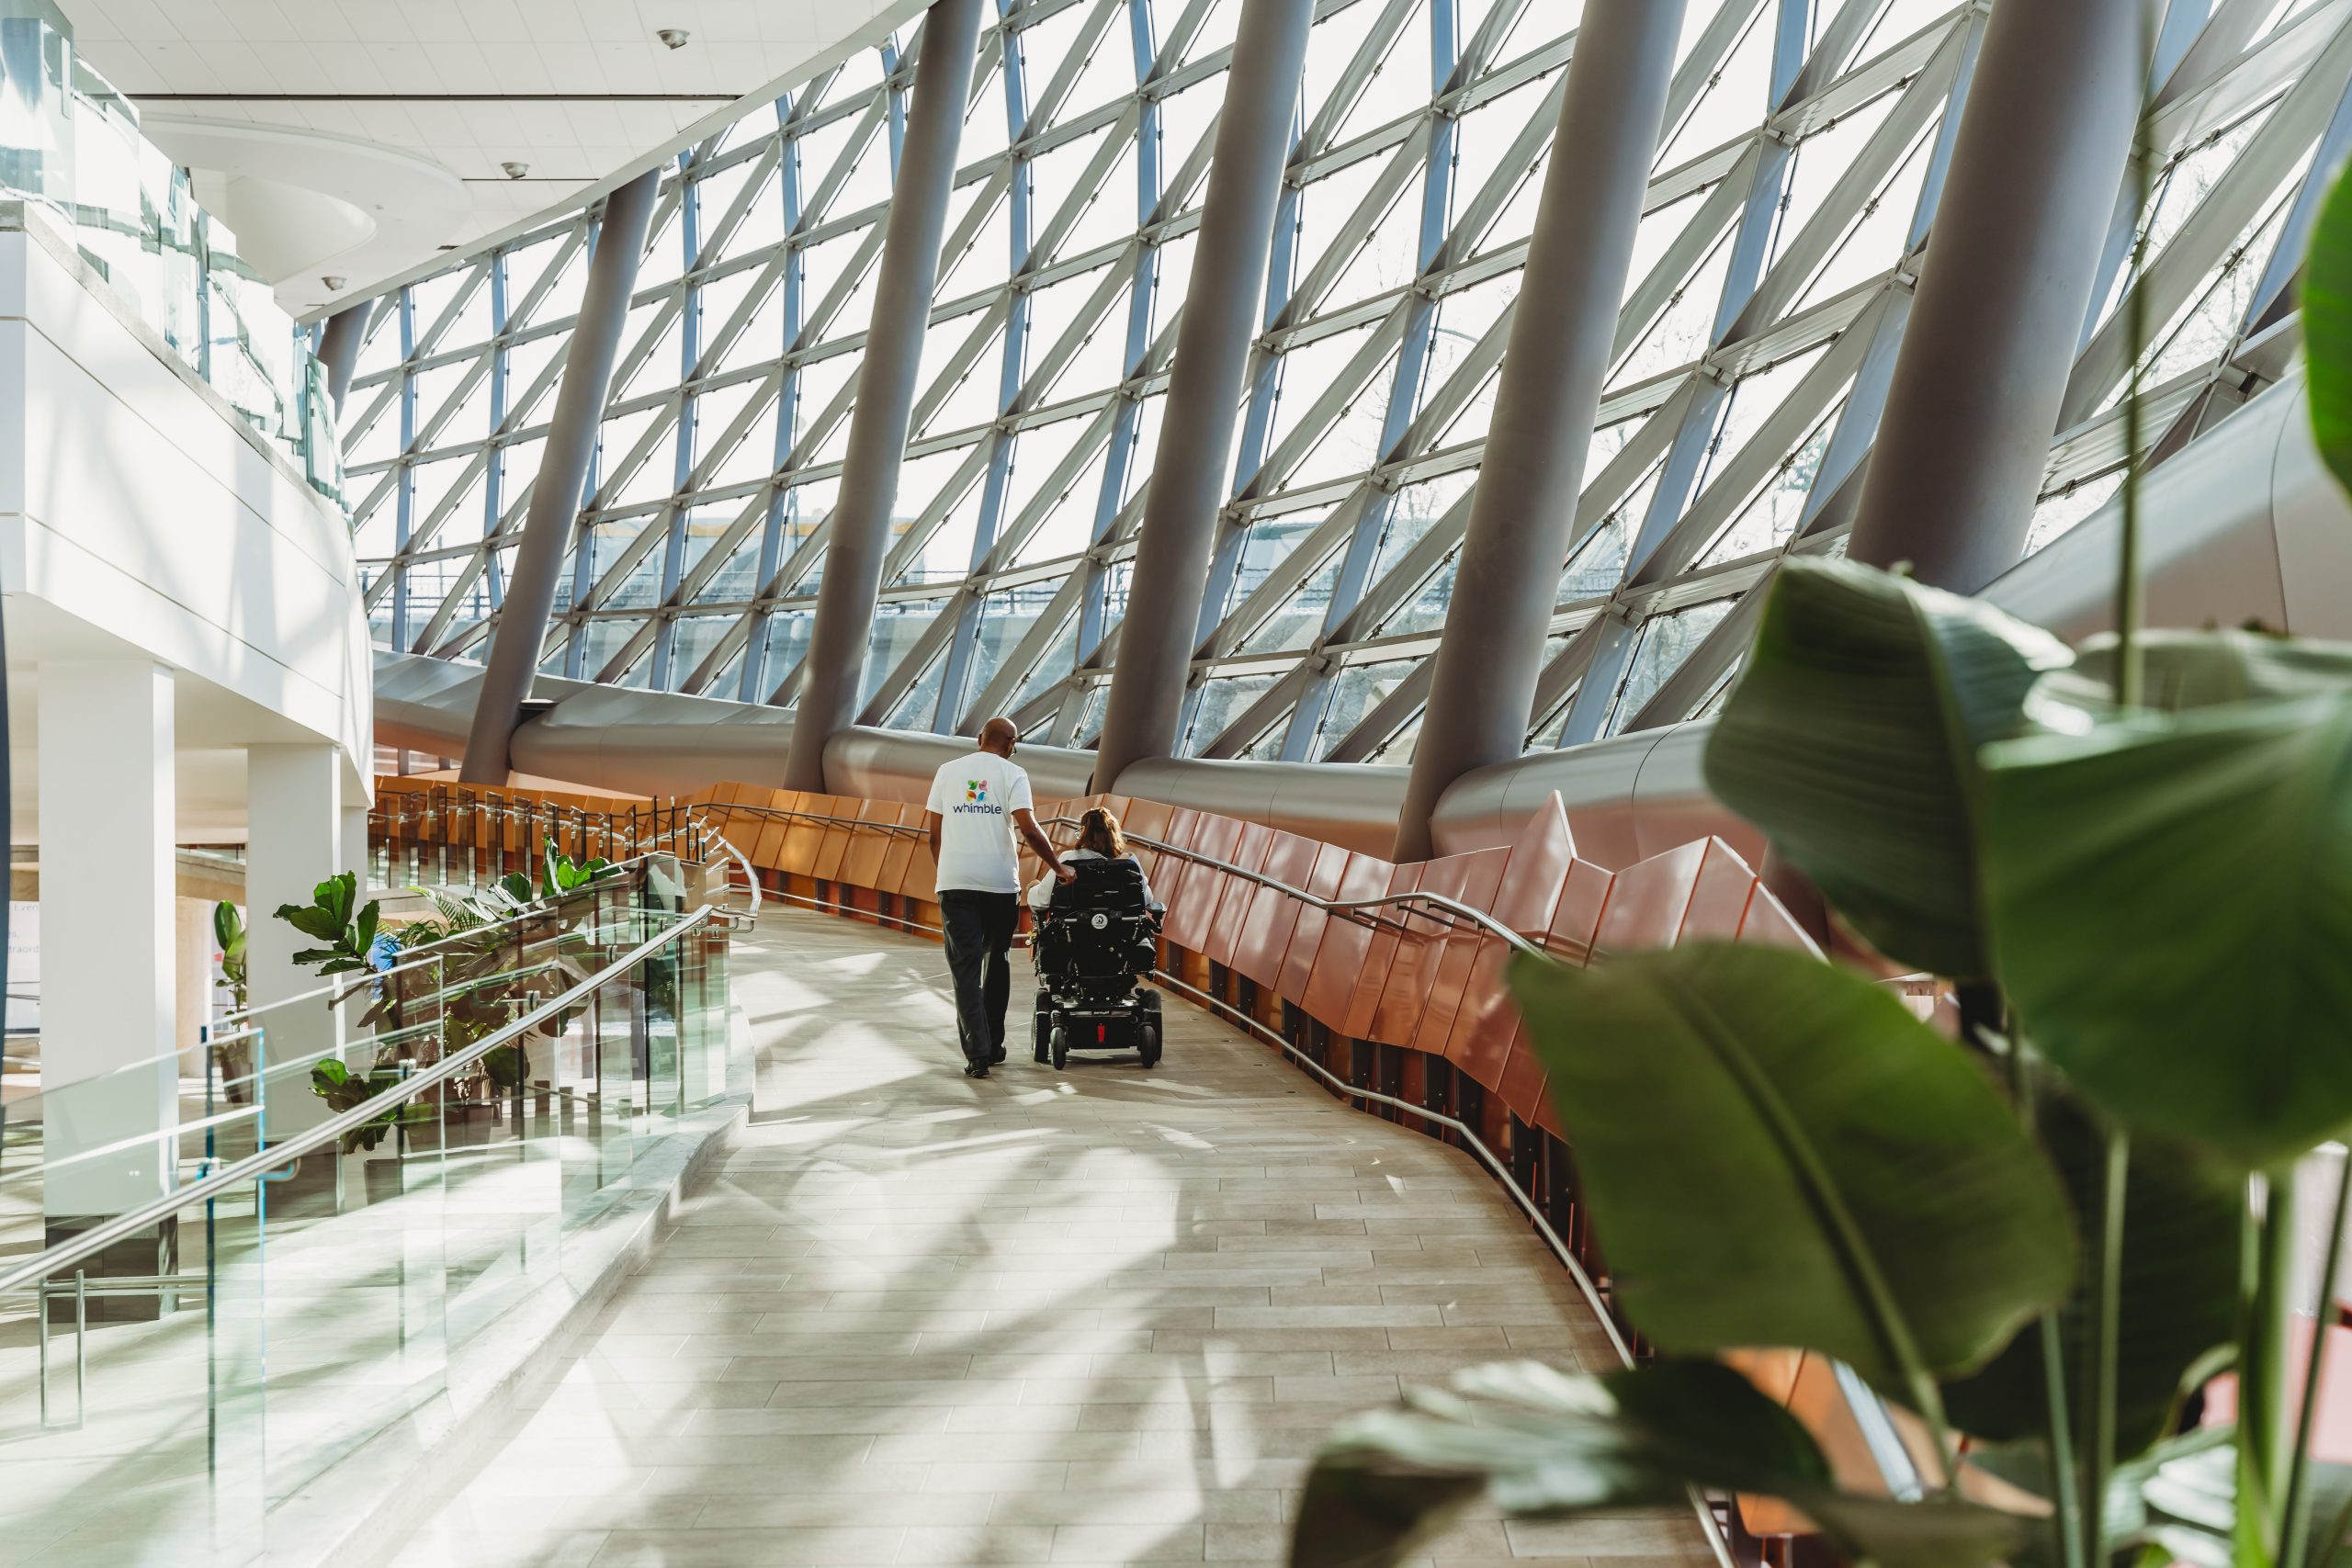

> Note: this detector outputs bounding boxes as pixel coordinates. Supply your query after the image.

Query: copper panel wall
[1592,839,1708,958]
[1203,822,1274,972]
[1346,863,1425,1043]
[1231,829,1314,990]
[808,806,854,883]
[876,803,923,897]
[1412,847,1510,1064]
[1679,840,1762,942]
[1276,842,1353,1009]
[1301,852,1393,1026]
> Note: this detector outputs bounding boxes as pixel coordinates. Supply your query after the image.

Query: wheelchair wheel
[1049,1025,1069,1072]
[1138,1023,1161,1069]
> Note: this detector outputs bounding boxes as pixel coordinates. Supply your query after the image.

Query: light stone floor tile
[382,910,1716,1567]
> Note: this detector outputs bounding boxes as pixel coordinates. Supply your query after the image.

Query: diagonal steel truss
[341,0,2352,767]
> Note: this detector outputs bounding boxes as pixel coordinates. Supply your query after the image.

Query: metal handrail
[0,903,717,1301]
[690,801,1549,953]
[704,802,929,840]
[220,844,750,1027]
[704,828,763,920]
[1039,818,1557,956]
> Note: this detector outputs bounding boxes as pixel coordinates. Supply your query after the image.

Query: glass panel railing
[0,861,741,1562]
[0,2,345,506]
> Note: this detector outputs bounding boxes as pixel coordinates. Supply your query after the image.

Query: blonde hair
[1078,806,1127,859]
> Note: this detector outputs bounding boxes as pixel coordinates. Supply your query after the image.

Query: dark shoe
[964,1064,990,1079]
[991,1046,1007,1065]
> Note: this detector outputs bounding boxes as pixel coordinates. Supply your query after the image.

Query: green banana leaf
[1510,945,2075,1394]
[1980,694,2352,1165]
[1940,1089,2240,1458]
[1291,1359,2025,1568]
[1704,558,2072,980]
[2306,141,2352,493]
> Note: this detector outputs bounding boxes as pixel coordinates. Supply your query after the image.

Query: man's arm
[924,811,943,861]
[1013,808,1074,882]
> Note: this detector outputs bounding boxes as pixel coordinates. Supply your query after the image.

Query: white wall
[0,210,372,801]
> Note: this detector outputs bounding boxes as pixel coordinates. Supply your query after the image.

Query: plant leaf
[1940,1089,2241,1458]
[1510,946,2075,1393]
[1291,1359,2023,1568]
[314,872,355,929]
[1703,558,2072,979]
[1981,695,2352,1164]
[277,905,345,942]
[2306,151,2352,494]
[355,900,380,953]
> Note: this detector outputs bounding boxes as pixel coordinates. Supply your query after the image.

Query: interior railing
[368,791,760,920]
[0,853,741,1563]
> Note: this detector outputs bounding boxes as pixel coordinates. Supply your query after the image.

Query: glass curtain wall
[340,0,2352,761]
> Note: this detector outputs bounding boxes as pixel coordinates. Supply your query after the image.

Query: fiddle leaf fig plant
[276,852,621,1134]
[274,870,382,977]
[1291,126,2352,1568]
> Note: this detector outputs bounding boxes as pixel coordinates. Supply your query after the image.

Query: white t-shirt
[925,750,1035,894]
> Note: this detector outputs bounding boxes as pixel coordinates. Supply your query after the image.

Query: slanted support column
[781,0,987,793]
[1089,0,1316,791]
[1392,0,1690,862]
[245,746,343,1145]
[317,300,374,412]
[460,166,662,784]
[40,661,176,1317]
[1843,0,2147,591]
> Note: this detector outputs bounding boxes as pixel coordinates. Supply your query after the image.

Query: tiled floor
[390,908,1719,1568]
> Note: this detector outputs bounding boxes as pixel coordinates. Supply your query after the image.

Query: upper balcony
[0,1,371,828]
[0,2,345,509]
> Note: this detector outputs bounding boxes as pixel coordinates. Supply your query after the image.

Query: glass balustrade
[0,856,739,1564]
[0,0,345,505]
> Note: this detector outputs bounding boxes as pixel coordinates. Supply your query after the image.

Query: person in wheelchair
[1026,807,1166,1069]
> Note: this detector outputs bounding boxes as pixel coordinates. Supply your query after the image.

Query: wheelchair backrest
[1047,855,1148,912]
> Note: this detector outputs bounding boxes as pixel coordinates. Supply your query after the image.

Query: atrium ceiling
[341,0,2352,770]
[57,0,930,312]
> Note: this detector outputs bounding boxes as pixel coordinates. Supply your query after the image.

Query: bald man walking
[925,717,1070,1078]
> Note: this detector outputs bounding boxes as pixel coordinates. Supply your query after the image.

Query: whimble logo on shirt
[951,775,1002,816]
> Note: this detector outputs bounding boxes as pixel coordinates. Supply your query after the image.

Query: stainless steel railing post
[73,1269,85,1426]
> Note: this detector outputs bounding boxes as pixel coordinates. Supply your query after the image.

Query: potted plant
[209,900,254,1103]
[273,853,623,1155]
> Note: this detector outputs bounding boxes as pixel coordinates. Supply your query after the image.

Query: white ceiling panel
[58,0,926,312]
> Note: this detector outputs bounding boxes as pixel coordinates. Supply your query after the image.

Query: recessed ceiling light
[502,161,530,179]
[657,28,690,49]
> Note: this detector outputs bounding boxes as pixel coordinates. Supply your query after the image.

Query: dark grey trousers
[939,889,1018,1066]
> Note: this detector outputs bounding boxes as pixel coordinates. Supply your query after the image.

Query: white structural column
[38,662,177,1311]
[341,800,371,893]
[175,897,213,1055]
[1843,0,2147,591]
[1390,0,1691,860]
[1089,0,1317,790]
[245,745,344,1141]
[780,0,988,791]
